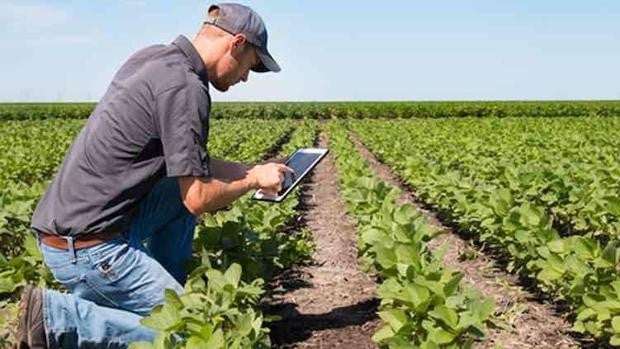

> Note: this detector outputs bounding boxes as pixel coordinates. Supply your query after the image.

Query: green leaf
[519,203,542,227]
[395,245,416,265]
[572,320,586,333]
[224,263,242,288]
[393,205,416,225]
[429,305,459,329]
[361,227,385,245]
[186,336,209,349]
[206,269,225,290]
[430,328,456,344]
[604,196,620,216]
[489,188,512,216]
[602,241,619,265]
[443,274,463,297]
[476,298,496,320]
[371,325,394,343]
[375,246,398,269]
[514,230,531,243]
[420,341,441,349]
[576,308,596,321]
[537,267,563,283]
[573,238,596,259]
[140,305,181,331]
[612,316,620,333]
[23,233,41,258]
[237,312,254,336]
[163,289,183,310]
[547,240,565,254]
[0,277,16,293]
[206,328,225,348]
[396,263,412,277]
[583,293,605,308]
[378,309,408,332]
[403,282,431,308]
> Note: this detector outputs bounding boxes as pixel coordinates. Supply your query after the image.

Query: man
[14,3,290,348]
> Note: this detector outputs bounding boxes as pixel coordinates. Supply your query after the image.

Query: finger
[261,186,277,195]
[277,164,295,174]
[270,185,282,195]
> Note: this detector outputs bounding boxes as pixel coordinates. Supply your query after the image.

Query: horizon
[3,99,620,104]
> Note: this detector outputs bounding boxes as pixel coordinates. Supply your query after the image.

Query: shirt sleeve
[154,82,211,179]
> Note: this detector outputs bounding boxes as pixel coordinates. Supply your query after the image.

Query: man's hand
[179,161,294,216]
[248,163,294,196]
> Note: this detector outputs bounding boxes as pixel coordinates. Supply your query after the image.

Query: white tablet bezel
[252,148,328,203]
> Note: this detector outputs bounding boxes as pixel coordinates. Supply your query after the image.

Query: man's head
[192,3,280,92]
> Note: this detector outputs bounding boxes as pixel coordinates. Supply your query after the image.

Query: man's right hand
[247,163,294,196]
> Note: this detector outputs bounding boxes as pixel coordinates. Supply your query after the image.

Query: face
[211,34,260,92]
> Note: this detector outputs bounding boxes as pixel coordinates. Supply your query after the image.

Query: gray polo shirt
[31,35,212,237]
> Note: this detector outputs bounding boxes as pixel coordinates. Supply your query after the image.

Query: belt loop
[63,236,77,264]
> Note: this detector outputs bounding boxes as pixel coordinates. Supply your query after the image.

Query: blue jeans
[38,177,196,348]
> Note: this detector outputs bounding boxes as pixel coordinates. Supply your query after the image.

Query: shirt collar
[172,35,208,84]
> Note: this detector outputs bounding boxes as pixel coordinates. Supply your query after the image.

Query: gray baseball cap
[204,3,281,73]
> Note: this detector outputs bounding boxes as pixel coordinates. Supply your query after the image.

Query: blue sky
[0,1,619,102]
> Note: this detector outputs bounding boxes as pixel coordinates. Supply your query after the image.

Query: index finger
[277,164,295,174]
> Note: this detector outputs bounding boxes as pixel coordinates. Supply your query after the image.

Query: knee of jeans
[86,246,184,314]
[139,276,184,312]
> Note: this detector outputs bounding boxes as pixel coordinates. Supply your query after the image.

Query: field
[1,102,619,348]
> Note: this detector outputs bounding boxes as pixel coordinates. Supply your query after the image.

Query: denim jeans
[38,177,196,348]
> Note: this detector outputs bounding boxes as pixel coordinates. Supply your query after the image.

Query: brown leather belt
[39,231,121,251]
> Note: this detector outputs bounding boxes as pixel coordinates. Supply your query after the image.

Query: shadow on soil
[264,298,378,347]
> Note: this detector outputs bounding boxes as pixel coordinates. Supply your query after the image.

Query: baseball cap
[204,3,281,73]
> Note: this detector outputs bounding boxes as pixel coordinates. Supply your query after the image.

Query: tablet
[252,148,329,203]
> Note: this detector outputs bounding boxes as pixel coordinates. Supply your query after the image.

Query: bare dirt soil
[350,132,588,349]
[266,134,379,349]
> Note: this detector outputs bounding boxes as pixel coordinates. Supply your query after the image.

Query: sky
[0,1,619,102]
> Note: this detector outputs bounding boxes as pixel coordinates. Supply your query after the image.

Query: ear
[231,34,247,50]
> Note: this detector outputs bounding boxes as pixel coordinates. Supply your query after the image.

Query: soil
[265,133,379,348]
[349,132,589,349]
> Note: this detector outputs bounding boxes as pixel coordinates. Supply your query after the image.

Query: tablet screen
[252,148,328,202]
[279,152,323,196]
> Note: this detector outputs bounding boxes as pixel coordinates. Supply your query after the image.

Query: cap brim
[252,47,281,73]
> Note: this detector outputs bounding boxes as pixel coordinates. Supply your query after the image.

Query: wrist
[245,168,259,190]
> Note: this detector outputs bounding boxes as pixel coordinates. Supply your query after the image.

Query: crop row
[351,118,620,345]
[327,122,494,348]
[3,100,620,120]
[0,119,294,191]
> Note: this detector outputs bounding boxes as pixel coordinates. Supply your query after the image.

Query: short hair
[208,6,220,19]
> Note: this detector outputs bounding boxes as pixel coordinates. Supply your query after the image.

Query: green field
[2,100,620,120]
[1,102,620,348]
